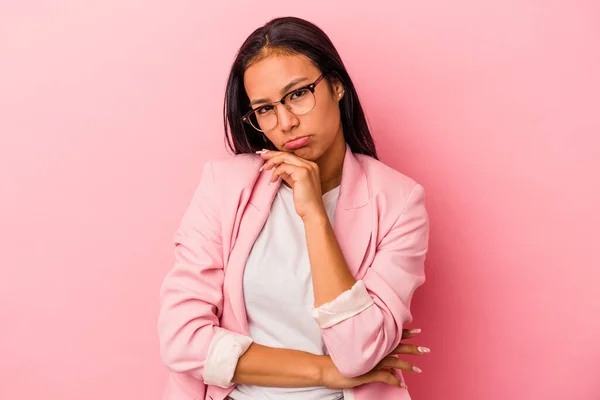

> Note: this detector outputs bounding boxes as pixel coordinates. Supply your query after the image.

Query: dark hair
[223,16,378,159]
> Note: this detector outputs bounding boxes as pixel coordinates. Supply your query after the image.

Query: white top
[228,183,343,400]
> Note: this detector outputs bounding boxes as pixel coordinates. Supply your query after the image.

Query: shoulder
[354,154,428,241]
[202,152,262,189]
[207,152,261,173]
[355,153,425,200]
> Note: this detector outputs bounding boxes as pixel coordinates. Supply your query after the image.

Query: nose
[275,103,299,132]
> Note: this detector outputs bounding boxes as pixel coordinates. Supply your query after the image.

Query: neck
[315,131,346,194]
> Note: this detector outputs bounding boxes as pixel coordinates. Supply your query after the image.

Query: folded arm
[306,184,429,377]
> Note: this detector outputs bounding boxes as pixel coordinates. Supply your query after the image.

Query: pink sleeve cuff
[202,327,253,388]
[312,280,374,329]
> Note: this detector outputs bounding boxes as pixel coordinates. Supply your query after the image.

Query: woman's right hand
[320,328,429,390]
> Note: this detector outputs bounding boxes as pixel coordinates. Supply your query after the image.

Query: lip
[284,136,310,150]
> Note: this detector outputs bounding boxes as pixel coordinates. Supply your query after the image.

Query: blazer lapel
[225,165,281,335]
[332,145,373,277]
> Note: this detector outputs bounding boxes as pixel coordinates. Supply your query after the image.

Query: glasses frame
[242,72,327,132]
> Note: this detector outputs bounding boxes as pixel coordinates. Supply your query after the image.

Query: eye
[290,88,309,100]
[256,105,274,115]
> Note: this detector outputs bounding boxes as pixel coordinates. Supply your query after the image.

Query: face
[243,53,345,161]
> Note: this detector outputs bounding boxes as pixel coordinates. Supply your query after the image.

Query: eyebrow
[250,77,310,106]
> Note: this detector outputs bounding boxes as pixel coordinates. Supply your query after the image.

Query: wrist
[302,207,329,226]
[313,355,335,387]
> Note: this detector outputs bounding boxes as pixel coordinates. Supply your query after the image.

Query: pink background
[1,1,599,399]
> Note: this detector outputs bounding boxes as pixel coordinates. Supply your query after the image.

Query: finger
[260,152,316,170]
[390,343,430,355]
[260,155,311,173]
[259,149,310,164]
[270,163,309,183]
[256,149,281,158]
[377,356,423,374]
[263,152,307,165]
[401,328,422,339]
[360,370,406,389]
[279,172,294,187]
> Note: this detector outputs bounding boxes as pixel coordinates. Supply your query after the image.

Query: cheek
[315,98,341,131]
[263,132,280,147]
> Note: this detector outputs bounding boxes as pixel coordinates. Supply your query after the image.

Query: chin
[292,146,318,160]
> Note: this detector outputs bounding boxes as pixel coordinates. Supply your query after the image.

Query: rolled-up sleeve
[317,183,429,378]
[312,280,374,328]
[158,160,252,386]
[203,328,253,387]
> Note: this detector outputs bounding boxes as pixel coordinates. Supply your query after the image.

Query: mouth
[284,136,310,150]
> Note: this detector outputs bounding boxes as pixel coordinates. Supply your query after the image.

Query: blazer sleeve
[158,160,253,388]
[313,183,429,377]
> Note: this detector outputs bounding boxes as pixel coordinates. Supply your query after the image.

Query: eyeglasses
[242,73,326,132]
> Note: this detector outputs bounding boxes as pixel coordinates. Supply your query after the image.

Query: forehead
[243,53,320,99]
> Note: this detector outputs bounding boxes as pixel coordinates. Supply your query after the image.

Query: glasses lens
[285,88,316,116]
[245,89,316,132]
[249,107,277,132]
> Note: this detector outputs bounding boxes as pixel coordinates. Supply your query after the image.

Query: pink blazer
[158,144,429,400]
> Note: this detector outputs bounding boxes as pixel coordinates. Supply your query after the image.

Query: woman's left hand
[258,150,325,221]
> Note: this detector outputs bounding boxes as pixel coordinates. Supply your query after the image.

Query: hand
[320,328,429,390]
[258,149,325,221]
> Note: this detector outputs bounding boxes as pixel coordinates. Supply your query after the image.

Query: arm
[233,343,408,389]
[158,161,331,388]
[232,343,325,387]
[303,211,357,307]
[158,160,234,383]
[304,184,429,377]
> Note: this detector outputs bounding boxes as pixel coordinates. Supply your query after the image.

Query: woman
[158,16,430,400]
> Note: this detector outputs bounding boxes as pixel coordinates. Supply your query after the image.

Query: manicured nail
[412,366,422,373]
[400,381,407,389]
[410,328,421,334]
[255,149,269,154]
[259,165,264,172]
[418,346,430,353]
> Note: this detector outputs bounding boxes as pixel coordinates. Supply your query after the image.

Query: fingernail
[400,381,407,389]
[259,165,264,172]
[255,149,269,154]
[418,346,430,353]
[410,328,421,334]
[412,366,422,373]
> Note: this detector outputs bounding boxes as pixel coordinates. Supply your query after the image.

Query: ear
[328,75,345,101]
